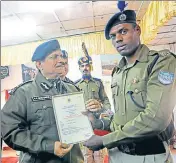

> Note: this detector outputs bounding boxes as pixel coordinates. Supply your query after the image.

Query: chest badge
[131,77,139,84]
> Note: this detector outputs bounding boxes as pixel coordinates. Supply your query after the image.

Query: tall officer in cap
[83,1,176,163]
[75,43,112,163]
[1,39,84,163]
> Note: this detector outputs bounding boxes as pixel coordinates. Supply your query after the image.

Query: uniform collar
[35,71,54,93]
[80,76,94,83]
[118,44,149,69]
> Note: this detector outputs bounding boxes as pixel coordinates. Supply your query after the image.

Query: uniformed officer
[75,55,111,113]
[59,49,75,85]
[75,52,111,163]
[1,39,84,163]
[83,9,176,163]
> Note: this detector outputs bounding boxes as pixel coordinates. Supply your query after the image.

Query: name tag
[31,95,52,102]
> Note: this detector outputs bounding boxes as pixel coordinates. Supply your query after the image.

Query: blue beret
[32,39,60,61]
[105,10,136,40]
[78,56,92,66]
[61,50,68,59]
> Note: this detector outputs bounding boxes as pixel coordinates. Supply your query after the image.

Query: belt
[118,136,166,155]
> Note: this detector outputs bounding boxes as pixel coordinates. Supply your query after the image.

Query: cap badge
[119,14,127,21]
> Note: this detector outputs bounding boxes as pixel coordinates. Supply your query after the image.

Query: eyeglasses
[46,54,64,60]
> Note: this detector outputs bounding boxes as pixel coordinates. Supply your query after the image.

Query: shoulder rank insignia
[158,71,174,85]
[10,80,33,95]
[31,95,52,102]
[158,50,170,57]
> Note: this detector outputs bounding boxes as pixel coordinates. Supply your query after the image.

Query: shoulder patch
[10,80,33,95]
[158,71,174,85]
[74,79,81,84]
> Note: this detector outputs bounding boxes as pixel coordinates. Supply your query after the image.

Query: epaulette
[92,77,101,82]
[74,79,81,84]
[10,80,33,95]
[64,77,75,85]
[63,79,81,91]
[158,49,171,57]
[158,49,176,58]
[149,49,175,58]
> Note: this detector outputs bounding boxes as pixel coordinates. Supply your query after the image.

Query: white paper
[52,92,94,144]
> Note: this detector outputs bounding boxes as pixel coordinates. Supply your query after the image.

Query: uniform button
[122,112,125,116]
[120,91,123,94]
[135,89,139,93]
[43,105,47,109]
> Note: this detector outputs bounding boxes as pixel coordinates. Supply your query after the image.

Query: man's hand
[83,135,104,151]
[86,99,102,112]
[54,141,73,158]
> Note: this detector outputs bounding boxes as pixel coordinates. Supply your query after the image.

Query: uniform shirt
[75,77,111,111]
[1,72,84,163]
[102,44,176,149]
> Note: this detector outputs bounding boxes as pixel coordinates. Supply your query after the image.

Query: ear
[35,61,42,70]
[135,25,141,35]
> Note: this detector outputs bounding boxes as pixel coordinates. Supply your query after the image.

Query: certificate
[52,91,94,145]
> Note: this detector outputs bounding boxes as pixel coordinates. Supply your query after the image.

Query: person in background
[75,43,112,163]
[83,6,176,163]
[1,39,84,163]
[58,49,75,85]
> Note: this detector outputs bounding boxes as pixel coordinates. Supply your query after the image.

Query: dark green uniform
[102,45,176,163]
[75,77,111,112]
[1,72,84,163]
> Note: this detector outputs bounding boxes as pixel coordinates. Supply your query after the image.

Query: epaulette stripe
[74,79,81,84]
[93,78,101,82]
[10,80,33,94]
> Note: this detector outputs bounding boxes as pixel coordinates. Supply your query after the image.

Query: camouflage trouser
[82,146,107,163]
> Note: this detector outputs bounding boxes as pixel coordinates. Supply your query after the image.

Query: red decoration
[5,90,10,102]
[93,129,110,136]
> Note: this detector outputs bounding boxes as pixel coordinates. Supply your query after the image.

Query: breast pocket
[111,82,119,111]
[127,80,147,111]
[31,101,56,126]
[91,86,99,99]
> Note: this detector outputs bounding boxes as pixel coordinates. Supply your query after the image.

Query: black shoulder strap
[147,54,159,76]
[10,80,33,95]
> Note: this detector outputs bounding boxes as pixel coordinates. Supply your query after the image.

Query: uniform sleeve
[99,81,111,111]
[102,54,176,149]
[1,88,55,155]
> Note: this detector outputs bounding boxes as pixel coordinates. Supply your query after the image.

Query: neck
[40,70,59,79]
[125,44,141,64]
